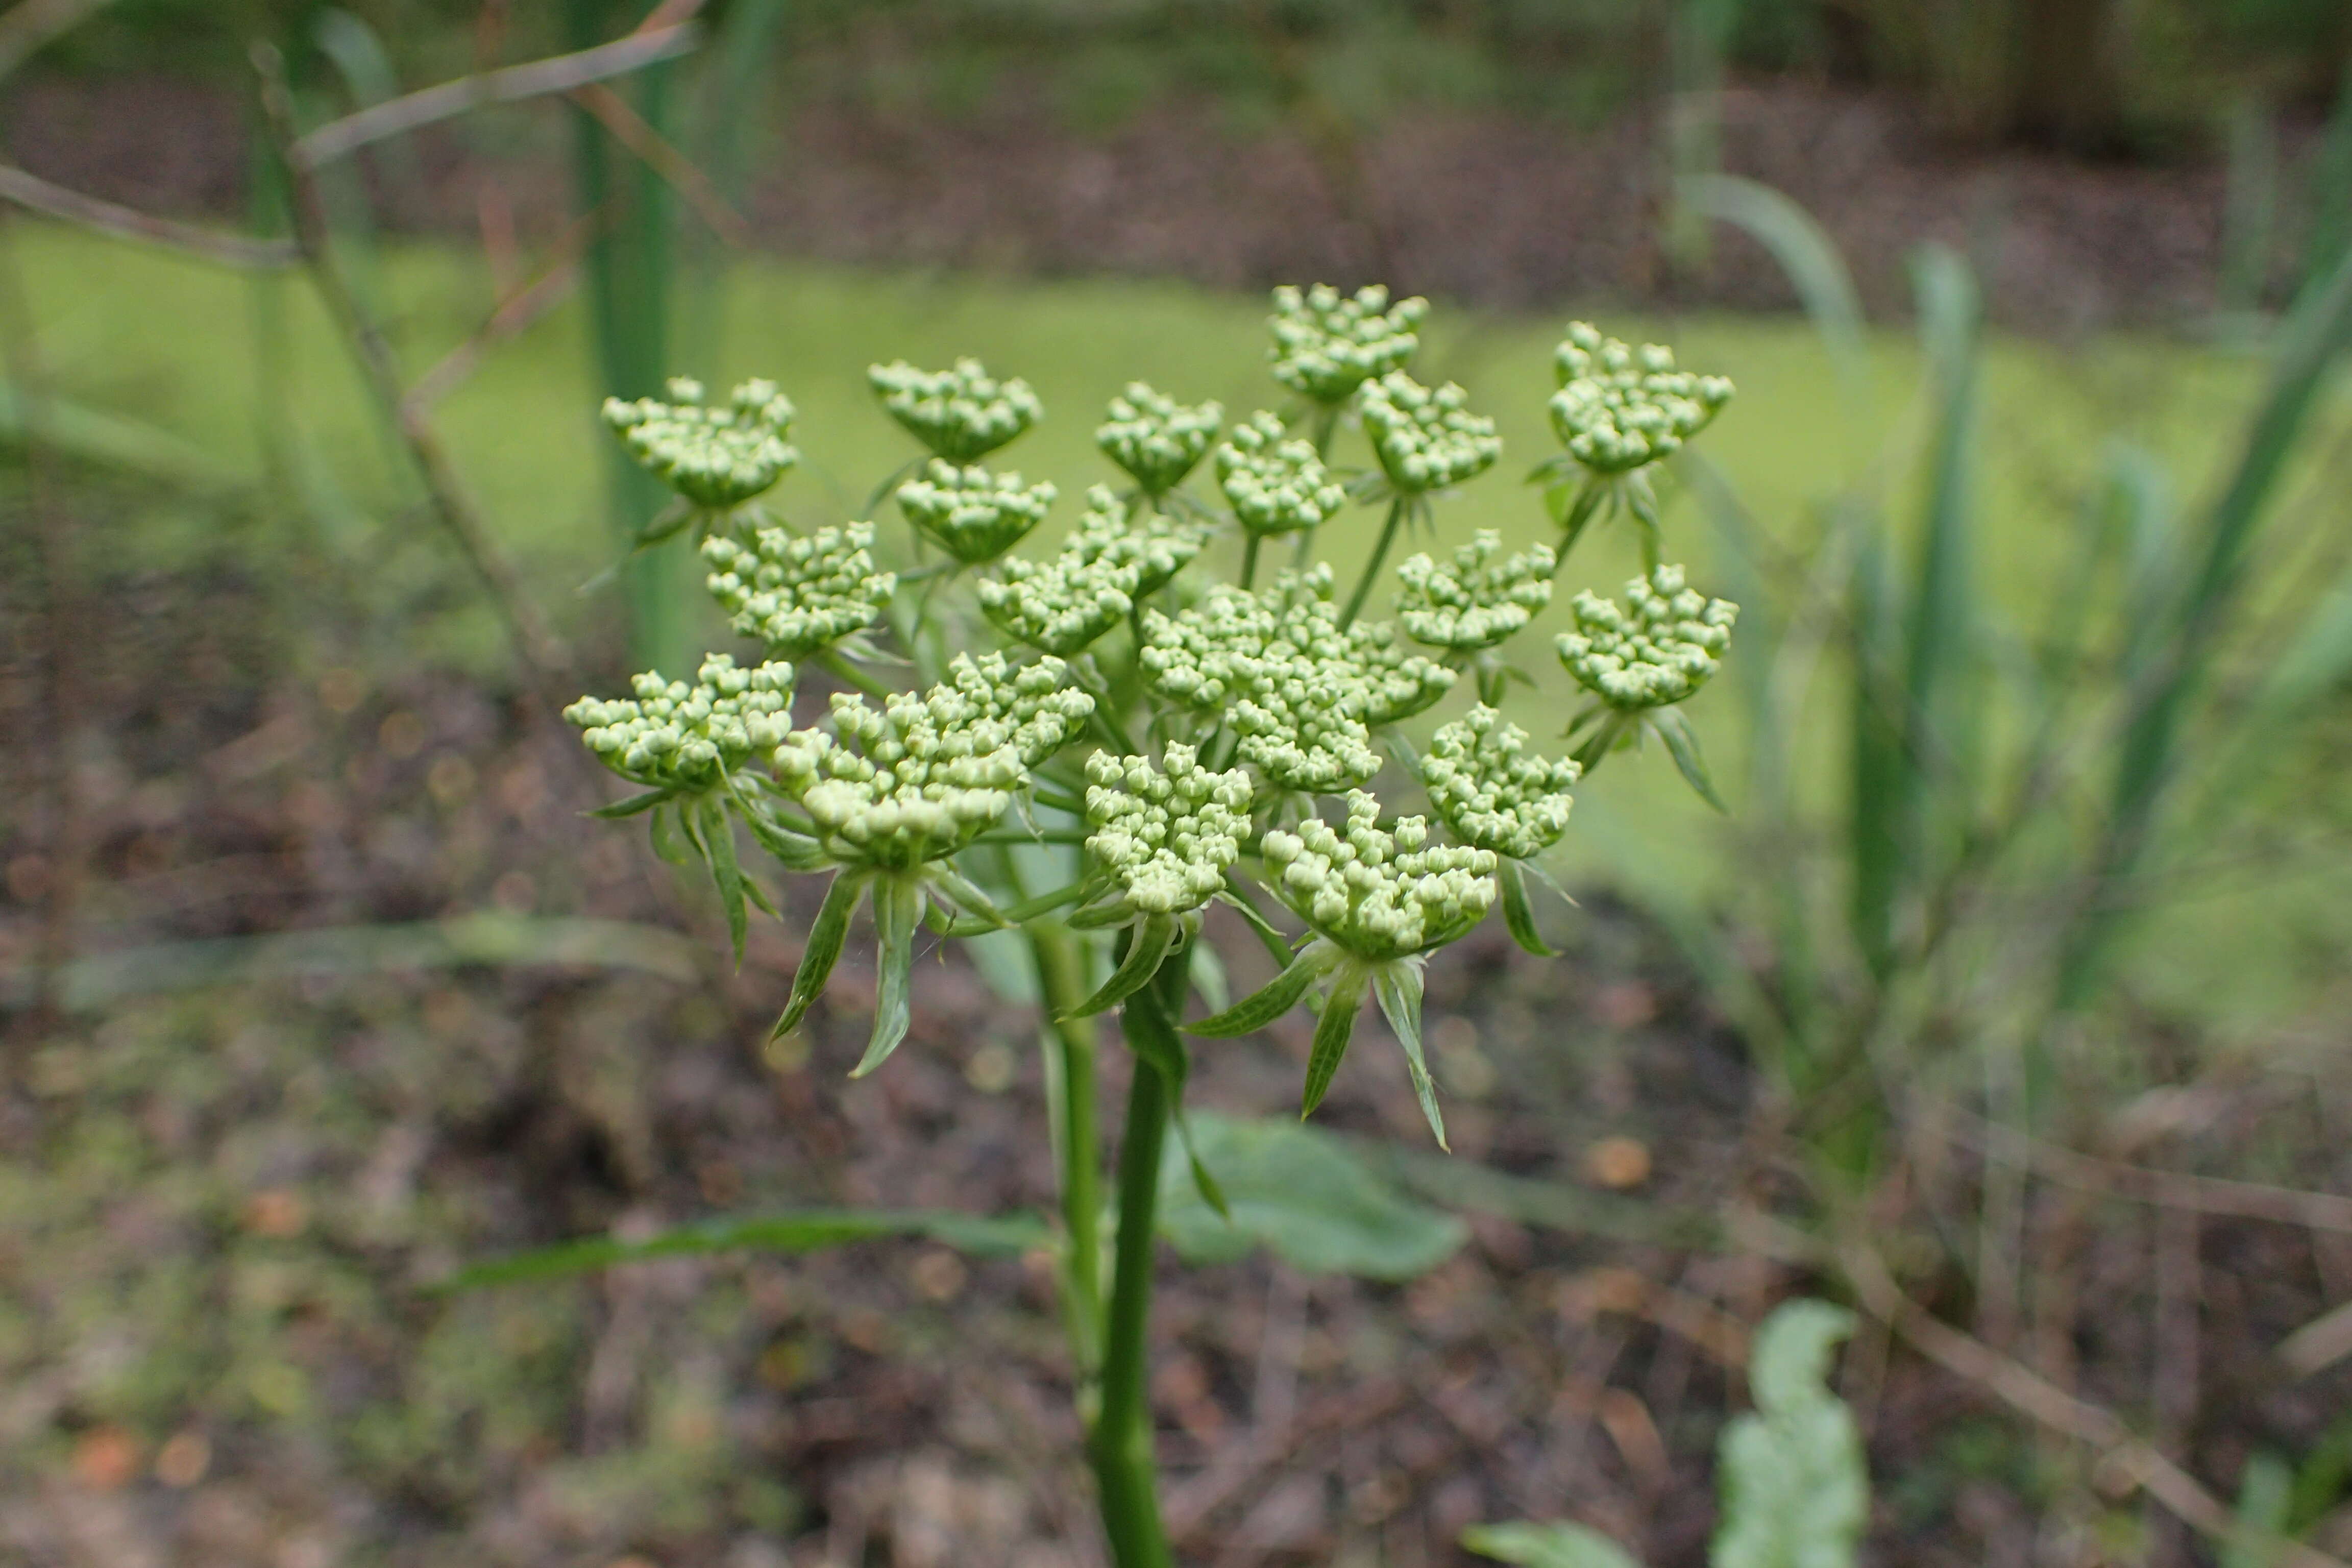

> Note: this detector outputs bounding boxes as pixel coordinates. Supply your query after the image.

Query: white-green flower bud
[1216,411,1347,537]
[1394,529,1557,653]
[1260,792,1497,961]
[602,377,797,509]
[1549,322,1734,476]
[701,522,897,660]
[1083,744,1254,916]
[1096,382,1222,496]
[1268,283,1427,405]
[868,357,1042,462]
[1557,564,1737,709]
[941,650,1096,767]
[894,460,1057,564]
[1422,705,1579,861]
[1069,483,1206,597]
[566,653,795,791]
[1359,372,1501,494]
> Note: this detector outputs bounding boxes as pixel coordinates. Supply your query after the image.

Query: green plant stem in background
[1027,924,1105,1367]
[1341,493,1409,628]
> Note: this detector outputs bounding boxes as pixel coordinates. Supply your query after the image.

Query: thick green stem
[1025,925,1105,1371]
[819,647,894,700]
[1240,532,1262,590]
[1091,947,1186,1568]
[1340,494,1409,630]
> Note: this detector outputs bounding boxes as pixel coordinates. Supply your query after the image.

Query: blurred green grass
[15,220,2347,1032]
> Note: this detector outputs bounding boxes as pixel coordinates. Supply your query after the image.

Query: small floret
[868,357,1042,462]
[1550,323,1734,476]
[1261,793,1497,962]
[1422,705,1579,861]
[1394,530,1557,653]
[1096,383,1222,496]
[566,653,795,792]
[1083,745,1254,917]
[602,377,797,510]
[701,522,896,660]
[1268,284,1428,405]
[895,461,1057,564]
[1216,411,1348,537]
[1557,565,1737,709]
[1359,373,1501,494]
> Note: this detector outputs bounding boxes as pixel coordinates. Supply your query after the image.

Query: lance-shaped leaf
[853,875,924,1077]
[773,870,867,1039]
[448,1207,1051,1290]
[1499,859,1556,958]
[1066,912,1182,1018]
[589,787,673,820]
[1186,938,1343,1037]
[1647,706,1727,813]
[1300,961,1371,1118]
[1373,958,1446,1149]
[1463,1523,1645,1568]
[692,793,752,964]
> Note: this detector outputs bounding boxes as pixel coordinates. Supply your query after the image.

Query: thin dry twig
[566,80,750,247]
[2278,1298,2352,1380]
[403,206,605,414]
[292,22,702,167]
[0,164,296,270]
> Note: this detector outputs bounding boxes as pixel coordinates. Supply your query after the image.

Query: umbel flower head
[1360,373,1502,494]
[1216,411,1347,537]
[869,357,1043,462]
[1558,564,1738,709]
[977,487,1204,655]
[1262,794,1497,962]
[941,651,1100,768]
[895,461,1057,564]
[603,377,798,510]
[1067,484,1207,597]
[1268,283,1428,405]
[1421,705,1580,861]
[1395,529,1558,653]
[566,653,795,792]
[701,523,897,660]
[1083,745,1253,918]
[1096,383,1222,496]
[1550,323,1734,476]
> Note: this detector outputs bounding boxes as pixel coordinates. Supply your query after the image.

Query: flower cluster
[1096,383,1222,496]
[1269,284,1428,405]
[869,357,1042,462]
[1215,411,1348,537]
[566,654,795,792]
[770,660,1091,871]
[603,377,798,510]
[1557,565,1738,709]
[1360,373,1502,494]
[895,461,1057,564]
[1395,530,1558,653]
[1083,745,1254,917]
[1262,794,1497,962]
[1550,323,1734,477]
[701,523,897,660]
[977,487,1204,654]
[940,651,1099,767]
[1420,706,1580,861]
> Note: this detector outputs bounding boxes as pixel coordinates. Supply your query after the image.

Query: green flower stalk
[701,522,898,661]
[1191,793,1497,1146]
[1216,412,1348,538]
[567,653,796,793]
[1396,529,1558,654]
[869,357,1043,462]
[1269,283,1428,406]
[602,376,798,530]
[1550,323,1733,477]
[1096,383,1222,498]
[895,460,1058,564]
[1360,373,1502,495]
[1558,564,1737,710]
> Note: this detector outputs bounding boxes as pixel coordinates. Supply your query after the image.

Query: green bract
[1550,322,1734,477]
[895,460,1057,564]
[1422,705,1580,861]
[1557,565,1738,709]
[1262,794,1498,963]
[602,377,798,511]
[1395,530,1558,653]
[565,654,794,792]
[1360,373,1502,494]
[1096,382,1222,496]
[1216,411,1347,536]
[1083,745,1253,918]
[1268,283,1427,405]
[869,357,1042,462]
[701,522,897,660]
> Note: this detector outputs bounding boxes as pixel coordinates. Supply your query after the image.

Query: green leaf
[852,876,923,1077]
[1713,1300,1867,1568]
[773,870,865,1038]
[1216,881,1297,970]
[589,788,673,820]
[1462,1522,1647,1568]
[2222,1454,2296,1568]
[445,1207,1051,1290]
[1675,175,1868,416]
[1066,914,1178,1019]
[695,794,750,965]
[1156,1112,1466,1280]
[1186,940,1340,1037]
[1648,708,1727,813]
[1300,962,1369,1118]
[647,802,695,868]
[1373,960,1446,1149]
[1499,859,1556,957]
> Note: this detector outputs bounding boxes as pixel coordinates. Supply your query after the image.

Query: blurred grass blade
[2221,1453,2294,1568]
[2220,92,2280,320]
[2297,59,2352,306]
[0,379,246,488]
[1847,523,1905,978]
[1676,174,1868,411]
[2,914,704,1012]
[449,1207,1051,1289]
[1905,243,1983,829]
[1463,1522,1644,1568]
[312,9,426,209]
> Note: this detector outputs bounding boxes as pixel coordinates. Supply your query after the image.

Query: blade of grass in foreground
[449,1208,1052,1290]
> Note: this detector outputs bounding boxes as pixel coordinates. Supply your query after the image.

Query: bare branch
[0,164,295,269]
[293,22,701,167]
[0,0,117,83]
[567,80,749,247]
[403,207,605,414]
